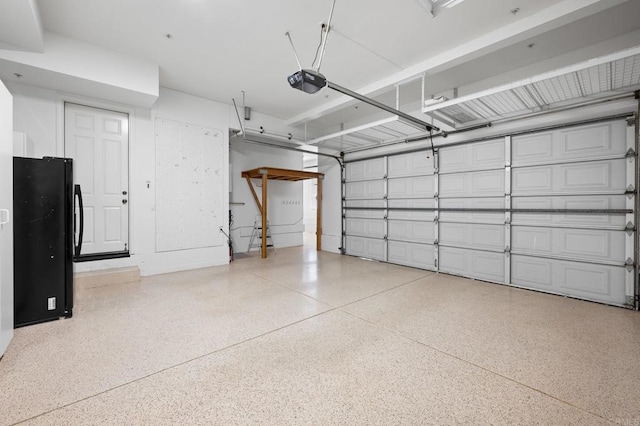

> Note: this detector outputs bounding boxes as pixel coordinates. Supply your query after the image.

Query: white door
[0,79,14,356]
[65,103,129,255]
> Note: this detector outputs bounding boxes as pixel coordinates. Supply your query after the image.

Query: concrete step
[74,266,140,291]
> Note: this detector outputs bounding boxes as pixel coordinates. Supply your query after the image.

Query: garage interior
[0,0,640,424]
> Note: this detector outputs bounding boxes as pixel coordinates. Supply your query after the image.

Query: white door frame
[56,95,135,255]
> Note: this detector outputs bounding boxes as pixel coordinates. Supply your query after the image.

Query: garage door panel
[388,151,434,178]
[346,180,385,199]
[440,223,504,250]
[512,195,626,227]
[346,218,385,239]
[346,158,386,181]
[388,176,434,199]
[346,236,385,261]
[388,241,434,270]
[511,255,626,305]
[388,220,435,243]
[512,226,624,263]
[440,198,504,224]
[440,170,504,198]
[512,121,626,166]
[439,139,505,173]
[440,247,505,283]
[388,199,435,220]
[512,159,626,196]
[345,199,385,219]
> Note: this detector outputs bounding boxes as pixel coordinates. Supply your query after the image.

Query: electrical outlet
[47,297,56,311]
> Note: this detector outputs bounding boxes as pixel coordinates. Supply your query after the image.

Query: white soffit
[307,116,430,152]
[422,45,640,127]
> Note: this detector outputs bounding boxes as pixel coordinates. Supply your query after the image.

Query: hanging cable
[311,24,326,69]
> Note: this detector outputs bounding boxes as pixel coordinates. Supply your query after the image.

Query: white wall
[8,83,235,276]
[0,78,13,356]
[0,32,158,107]
[229,137,304,252]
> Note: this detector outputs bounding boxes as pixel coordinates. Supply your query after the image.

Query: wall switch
[48,297,56,311]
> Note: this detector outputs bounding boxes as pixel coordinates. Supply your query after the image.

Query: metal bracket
[383,234,388,241]
[434,216,439,223]
[383,195,388,200]
[383,215,388,220]
[625,257,634,272]
[505,217,511,225]
[625,221,635,236]
[626,117,636,127]
[625,148,636,158]
[383,174,388,180]
[434,239,439,246]
[625,184,636,199]
[504,246,511,257]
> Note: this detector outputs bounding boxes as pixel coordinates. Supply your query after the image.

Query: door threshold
[74,251,130,262]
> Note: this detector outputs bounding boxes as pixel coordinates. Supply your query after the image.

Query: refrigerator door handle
[74,184,84,257]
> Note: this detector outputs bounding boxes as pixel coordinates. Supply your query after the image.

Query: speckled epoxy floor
[1,245,639,425]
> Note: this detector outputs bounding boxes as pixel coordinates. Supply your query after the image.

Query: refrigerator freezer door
[13,157,73,327]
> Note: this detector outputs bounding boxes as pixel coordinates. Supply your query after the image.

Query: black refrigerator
[13,157,75,327]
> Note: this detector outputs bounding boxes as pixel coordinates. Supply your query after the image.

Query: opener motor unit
[287,69,327,94]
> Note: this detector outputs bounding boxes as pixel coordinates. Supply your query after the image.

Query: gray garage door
[344,119,637,307]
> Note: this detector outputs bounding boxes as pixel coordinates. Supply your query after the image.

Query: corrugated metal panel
[307,116,427,152]
[422,47,640,127]
[309,47,640,153]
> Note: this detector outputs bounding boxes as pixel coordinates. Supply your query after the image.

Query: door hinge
[625,185,636,199]
[625,257,634,272]
[625,221,635,236]
[505,246,511,257]
[625,148,636,159]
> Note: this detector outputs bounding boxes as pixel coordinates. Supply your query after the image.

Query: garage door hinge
[504,246,511,257]
[625,258,634,272]
[625,185,636,199]
[383,235,388,241]
[625,148,636,159]
[505,217,511,225]
[434,216,439,223]
[434,192,439,199]
[434,239,439,246]
[625,221,635,236]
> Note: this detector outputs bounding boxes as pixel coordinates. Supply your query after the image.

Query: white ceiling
[4,0,639,129]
